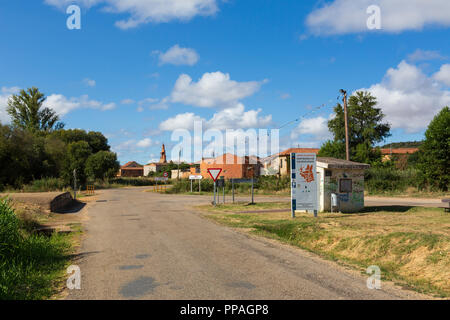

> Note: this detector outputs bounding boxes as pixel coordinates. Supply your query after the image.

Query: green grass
[0,198,73,300]
[202,204,450,297]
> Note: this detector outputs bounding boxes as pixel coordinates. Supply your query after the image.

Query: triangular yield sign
[207,168,222,182]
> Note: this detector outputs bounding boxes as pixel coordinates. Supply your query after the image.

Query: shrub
[365,167,420,194]
[0,198,70,300]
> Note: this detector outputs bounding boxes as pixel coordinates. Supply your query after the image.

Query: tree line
[0,87,119,190]
[318,91,449,192]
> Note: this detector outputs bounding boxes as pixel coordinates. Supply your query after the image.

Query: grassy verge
[0,198,75,300]
[200,203,450,297]
[365,189,450,199]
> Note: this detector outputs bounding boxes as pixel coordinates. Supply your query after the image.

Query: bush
[22,178,67,193]
[0,198,71,300]
[365,167,420,194]
[85,151,120,181]
[417,106,450,191]
[167,176,290,194]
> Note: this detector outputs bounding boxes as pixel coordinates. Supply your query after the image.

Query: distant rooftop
[317,157,370,169]
[121,161,143,169]
[380,148,419,155]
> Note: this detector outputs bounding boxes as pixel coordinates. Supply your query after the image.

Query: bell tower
[159,144,167,164]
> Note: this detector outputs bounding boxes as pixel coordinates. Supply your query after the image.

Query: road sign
[163,172,169,178]
[189,175,203,180]
[291,153,318,217]
[155,177,169,182]
[207,168,222,182]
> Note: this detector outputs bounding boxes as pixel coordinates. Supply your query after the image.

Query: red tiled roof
[278,148,320,156]
[380,148,419,155]
[121,161,143,169]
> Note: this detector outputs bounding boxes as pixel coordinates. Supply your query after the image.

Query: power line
[276,103,330,131]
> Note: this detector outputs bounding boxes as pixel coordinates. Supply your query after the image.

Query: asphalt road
[68,188,427,300]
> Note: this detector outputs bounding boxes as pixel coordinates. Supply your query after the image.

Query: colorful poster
[291,153,318,212]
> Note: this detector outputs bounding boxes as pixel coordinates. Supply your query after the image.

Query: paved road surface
[68,188,427,300]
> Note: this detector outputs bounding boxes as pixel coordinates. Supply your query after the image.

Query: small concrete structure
[171,170,191,180]
[316,158,370,213]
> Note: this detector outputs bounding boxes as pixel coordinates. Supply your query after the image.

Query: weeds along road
[68,188,427,300]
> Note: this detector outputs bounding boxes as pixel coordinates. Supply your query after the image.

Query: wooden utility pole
[341,89,350,161]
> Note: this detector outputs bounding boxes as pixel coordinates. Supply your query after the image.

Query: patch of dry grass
[202,204,450,297]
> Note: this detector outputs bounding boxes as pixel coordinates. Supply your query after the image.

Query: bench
[441,199,450,213]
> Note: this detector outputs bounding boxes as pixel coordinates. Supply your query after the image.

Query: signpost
[189,175,203,193]
[290,153,318,218]
[231,178,258,204]
[207,168,222,206]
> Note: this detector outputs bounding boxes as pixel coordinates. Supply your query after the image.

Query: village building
[143,144,168,177]
[200,154,260,180]
[260,148,320,176]
[316,158,370,213]
[380,148,419,169]
[119,161,144,177]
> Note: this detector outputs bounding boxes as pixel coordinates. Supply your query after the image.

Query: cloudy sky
[1,0,450,164]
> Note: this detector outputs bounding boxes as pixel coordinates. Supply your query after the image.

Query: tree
[417,107,450,191]
[85,151,120,181]
[50,129,109,153]
[7,87,64,133]
[319,91,391,163]
[62,141,92,186]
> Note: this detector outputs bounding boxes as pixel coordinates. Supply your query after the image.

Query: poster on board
[290,153,318,213]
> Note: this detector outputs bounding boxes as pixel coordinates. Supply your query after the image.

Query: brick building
[119,161,144,177]
[200,154,260,180]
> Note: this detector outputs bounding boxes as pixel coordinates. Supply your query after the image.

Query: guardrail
[150,185,169,193]
[86,185,95,195]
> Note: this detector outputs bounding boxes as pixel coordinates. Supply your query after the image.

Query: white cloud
[159,104,272,132]
[44,94,116,116]
[45,0,100,8]
[360,61,450,133]
[156,45,199,66]
[207,103,272,130]
[434,64,450,86]
[159,112,205,131]
[121,99,135,105]
[407,49,447,62]
[83,78,96,87]
[136,138,153,148]
[171,72,265,108]
[291,116,331,141]
[45,0,218,29]
[0,87,21,123]
[306,0,450,35]
[1,88,115,123]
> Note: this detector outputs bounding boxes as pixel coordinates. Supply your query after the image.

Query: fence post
[232,179,235,203]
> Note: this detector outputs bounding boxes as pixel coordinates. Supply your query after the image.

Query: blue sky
[1,0,450,164]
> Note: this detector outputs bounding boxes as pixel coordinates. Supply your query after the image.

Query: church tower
[159,144,167,164]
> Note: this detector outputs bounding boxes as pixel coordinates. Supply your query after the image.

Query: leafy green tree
[0,124,48,188]
[417,107,450,191]
[319,91,391,163]
[85,151,120,181]
[7,87,64,133]
[51,129,109,153]
[62,141,92,186]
